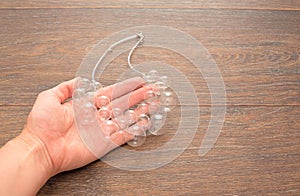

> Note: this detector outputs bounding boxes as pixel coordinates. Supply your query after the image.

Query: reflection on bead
[78,78,93,92]
[155,76,169,91]
[115,116,128,130]
[148,102,161,115]
[144,90,157,103]
[148,112,166,135]
[98,107,111,121]
[136,102,148,115]
[126,124,146,147]
[79,102,96,125]
[127,134,146,147]
[85,91,95,104]
[160,76,170,87]
[159,91,176,112]
[124,110,137,125]
[73,88,86,99]
[95,95,110,108]
[137,114,150,131]
[144,70,159,83]
[126,124,143,135]
[102,120,118,136]
[112,107,123,117]
[92,81,102,90]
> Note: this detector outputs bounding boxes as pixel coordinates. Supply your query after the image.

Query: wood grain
[0,0,299,10]
[0,105,299,195]
[0,9,299,106]
[40,106,300,195]
[0,1,299,195]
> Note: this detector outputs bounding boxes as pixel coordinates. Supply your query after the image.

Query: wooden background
[0,0,299,195]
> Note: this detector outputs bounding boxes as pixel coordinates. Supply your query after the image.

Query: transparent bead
[144,90,158,104]
[102,120,118,136]
[148,102,161,115]
[115,115,128,130]
[137,114,150,131]
[144,70,159,83]
[73,87,86,99]
[77,77,94,92]
[160,76,170,87]
[92,81,102,90]
[148,112,166,135]
[159,91,176,112]
[126,124,146,147]
[136,102,148,115]
[95,95,110,108]
[79,102,96,125]
[155,81,165,92]
[127,134,146,147]
[112,107,123,117]
[85,91,95,104]
[97,107,111,121]
[124,110,137,125]
[155,76,170,91]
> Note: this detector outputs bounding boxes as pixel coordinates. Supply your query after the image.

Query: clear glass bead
[155,75,170,91]
[127,134,146,147]
[97,107,111,121]
[79,102,96,125]
[112,107,123,117]
[85,91,95,104]
[102,120,118,136]
[95,95,110,108]
[126,124,146,147]
[73,87,86,99]
[77,77,94,92]
[144,90,158,104]
[137,114,150,131]
[115,115,128,130]
[160,76,170,87]
[124,110,137,125]
[159,91,176,112]
[148,102,161,115]
[148,112,166,135]
[144,70,159,83]
[92,81,102,91]
[136,102,148,115]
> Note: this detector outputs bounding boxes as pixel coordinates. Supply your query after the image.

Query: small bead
[95,95,110,108]
[79,102,96,125]
[97,107,111,121]
[136,102,148,115]
[144,90,158,103]
[124,110,137,125]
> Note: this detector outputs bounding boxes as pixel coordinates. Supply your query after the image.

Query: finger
[52,78,76,103]
[95,77,145,102]
[99,120,120,136]
[37,78,76,105]
[110,130,134,146]
[109,85,154,112]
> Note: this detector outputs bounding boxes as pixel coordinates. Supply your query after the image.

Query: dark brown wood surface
[0,1,299,195]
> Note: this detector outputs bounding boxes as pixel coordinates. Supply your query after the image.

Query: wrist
[15,130,55,177]
[0,131,54,195]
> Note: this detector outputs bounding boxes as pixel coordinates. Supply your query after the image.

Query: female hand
[0,77,153,195]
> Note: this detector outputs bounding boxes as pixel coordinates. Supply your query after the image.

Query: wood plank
[0,105,299,194]
[0,9,299,106]
[0,106,29,145]
[30,105,298,195]
[0,0,299,10]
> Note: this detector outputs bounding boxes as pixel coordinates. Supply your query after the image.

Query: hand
[0,77,153,195]
[23,77,152,174]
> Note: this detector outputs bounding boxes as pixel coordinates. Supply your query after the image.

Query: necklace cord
[91,33,145,82]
